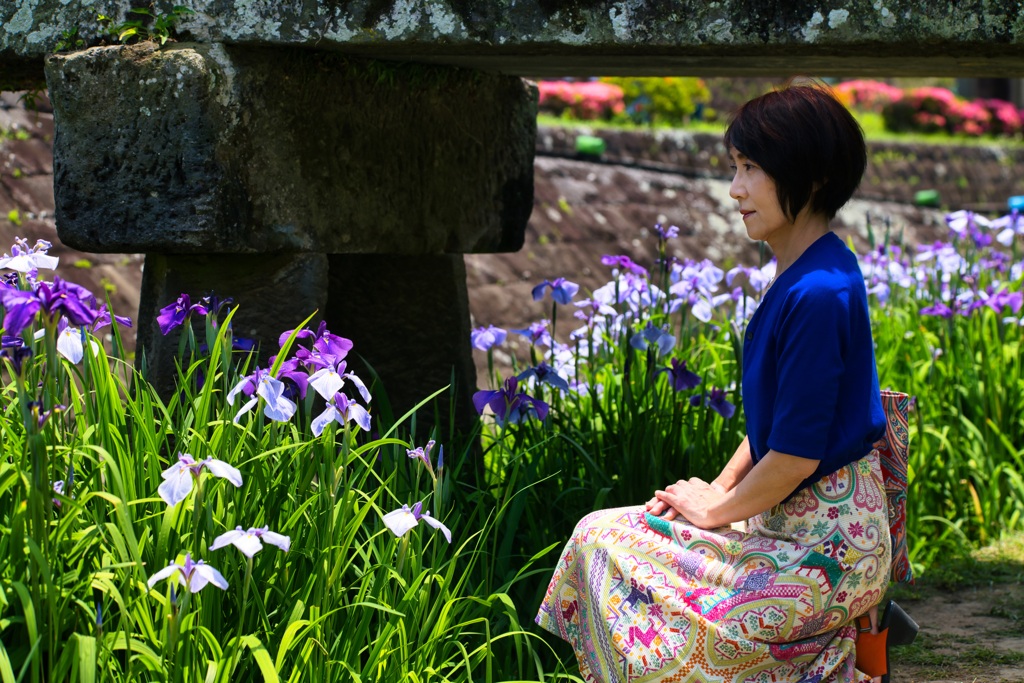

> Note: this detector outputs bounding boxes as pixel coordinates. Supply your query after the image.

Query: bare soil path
[889,535,1024,683]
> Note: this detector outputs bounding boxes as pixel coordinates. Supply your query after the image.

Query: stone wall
[537,126,1024,211]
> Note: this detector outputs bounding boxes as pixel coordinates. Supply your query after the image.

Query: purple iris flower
[920,302,954,318]
[0,277,101,337]
[601,254,649,276]
[532,277,580,305]
[987,288,1024,315]
[273,357,310,400]
[227,367,298,423]
[92,305,133,331]
[992,210,1024,246]
[156,294,208,336]
[382,501,452,543]
[158,452,243,507]
[407,439,438,473]
[690,388,736,419]
[281,321,354,371]
[654,223,679,240]
[0,344,33,376]
[472,376,550,426]
[147,552,228,594]
[658,358,702,392]
[946,210,989,239]
[470,325,507,351]
[513,320,552,347]
[629,322,676,358]
[517,362,570,393]
[707,388,736,418]
[312,391,372,436]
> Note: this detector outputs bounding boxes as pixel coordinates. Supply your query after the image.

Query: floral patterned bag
[874,390,913,583]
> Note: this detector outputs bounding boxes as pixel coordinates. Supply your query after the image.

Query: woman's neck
[766,210,831,278]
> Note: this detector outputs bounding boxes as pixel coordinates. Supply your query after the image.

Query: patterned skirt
[536,451,892,683]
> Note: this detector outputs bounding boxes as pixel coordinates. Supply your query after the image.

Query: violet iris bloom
[312,391,372,436]
[382,501,452,543]
[601,254,648,276]
[532,277,580,305]
[272,357,310,401]
[472,376,550,426]
[690,388,736,419]
[629,322,676,358]
[517,362,570,393]
[946,210,989,239]
[156,294,208,335]
[992,210,1024,246]
[158,452,243,507]
[0,277,100,337]
[920,302,954,318]
[470,325,507,351]
[512,320,552,347]
[0,344,32,376]
[658,358,702,392]
[407,439,438,473]
[986,288,1024,315]
[227,368,297,423]
[281,321,354,371]
[654,223,679,240]
[93,305,133,331]
[210,525,290,558]
[147,552,229,593]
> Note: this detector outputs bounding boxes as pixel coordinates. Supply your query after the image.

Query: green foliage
[98,4,195,46]
[600,77,712,126]
[0,300,561,681]
[6,209,21,226]
[54,26,85,52]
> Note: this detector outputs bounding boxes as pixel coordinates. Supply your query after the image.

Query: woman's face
[728,147,790,243]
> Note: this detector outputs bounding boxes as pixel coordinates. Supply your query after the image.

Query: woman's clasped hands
[645,477,727,529]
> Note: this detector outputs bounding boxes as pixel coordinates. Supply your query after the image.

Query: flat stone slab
[45,43,535,254]
[6,1,1024,87]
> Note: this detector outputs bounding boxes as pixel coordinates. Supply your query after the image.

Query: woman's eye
[728,164,738,171]
[744,163,756,172]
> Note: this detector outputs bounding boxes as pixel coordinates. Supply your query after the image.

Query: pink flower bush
[977,98,1024,137]
[835,79,903,112]
[537,80,625,121]
[882,85,1006,138]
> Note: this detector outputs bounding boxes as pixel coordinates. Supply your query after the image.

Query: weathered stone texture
[44,43,535,254]
[6,0,1024,85]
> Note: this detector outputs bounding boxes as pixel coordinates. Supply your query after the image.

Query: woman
[536,84,900,682]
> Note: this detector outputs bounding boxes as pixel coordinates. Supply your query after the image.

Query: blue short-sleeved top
[742,231,886,494]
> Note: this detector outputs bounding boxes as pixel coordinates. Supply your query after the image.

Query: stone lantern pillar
[45,43,536,429]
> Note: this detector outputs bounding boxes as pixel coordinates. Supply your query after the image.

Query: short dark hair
[724,82,867,221]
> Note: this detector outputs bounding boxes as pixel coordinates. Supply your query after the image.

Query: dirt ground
[888,537,1024,683]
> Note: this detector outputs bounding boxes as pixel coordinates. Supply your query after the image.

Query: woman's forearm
[712,436,754,492]
[705,450,820,527]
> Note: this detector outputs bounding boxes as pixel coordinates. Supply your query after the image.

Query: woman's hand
[646,478,726,528]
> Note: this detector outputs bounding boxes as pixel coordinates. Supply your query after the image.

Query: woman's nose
[729,174,744,200]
